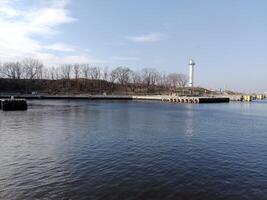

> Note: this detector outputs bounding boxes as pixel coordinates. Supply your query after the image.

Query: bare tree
[15,62,22,79]
[167,73,180,88]
[54,67,61,80]
[1,62,16,79]
[131,71,142,85]
[130,71,142,93]
[48,66,57,80]
[22,58,43,80]
[167,73,188,88]
[112,66,131,85]
[73,64,81,80]
[0,58,189,95]
[141,68,159,87]
[111,66,132,94]
[89,67,101,80]
[161,73,171,88]
[0,61,22,79]
[110,69,118,83]
[177,74,188,87]
[42,67,50,80]
[140,68,159,94]
[82,64,90,79]
[61,64,72,80]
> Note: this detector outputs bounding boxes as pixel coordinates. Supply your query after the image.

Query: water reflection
[185,105,194,137]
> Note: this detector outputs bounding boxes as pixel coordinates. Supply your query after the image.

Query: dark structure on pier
[0,99,28,111]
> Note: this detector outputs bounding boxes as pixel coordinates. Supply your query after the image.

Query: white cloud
[0,3,19,18]
[126,33,162,43]
[0,0,100,65]
[26,7,76,35]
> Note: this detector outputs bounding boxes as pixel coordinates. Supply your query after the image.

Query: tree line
[0,58,189,94]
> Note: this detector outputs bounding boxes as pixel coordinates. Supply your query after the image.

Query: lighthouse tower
[188,59,195,87]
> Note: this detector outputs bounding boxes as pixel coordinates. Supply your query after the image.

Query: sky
[0,0,266,92]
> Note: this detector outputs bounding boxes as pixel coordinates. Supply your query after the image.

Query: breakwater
[0,95,230,104]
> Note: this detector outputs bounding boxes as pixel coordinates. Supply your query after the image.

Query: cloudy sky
[0,0,266,92]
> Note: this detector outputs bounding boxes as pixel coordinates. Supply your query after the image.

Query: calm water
[0,100,267,200]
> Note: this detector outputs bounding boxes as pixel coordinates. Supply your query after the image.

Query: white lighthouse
[188,59,195,87]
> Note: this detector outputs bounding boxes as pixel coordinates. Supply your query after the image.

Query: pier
[0,94,265,106]
[0,94,231,104]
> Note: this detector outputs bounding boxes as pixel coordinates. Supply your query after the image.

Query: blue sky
[0,0,266,92]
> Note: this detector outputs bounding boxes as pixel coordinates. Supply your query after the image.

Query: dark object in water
[1,99,28,111]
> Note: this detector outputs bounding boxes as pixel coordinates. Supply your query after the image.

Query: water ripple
[0,100,267,200]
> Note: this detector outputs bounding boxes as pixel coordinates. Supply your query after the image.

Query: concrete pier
[132,95,164,101]
[0,94,230,104]
[229,95,243,101]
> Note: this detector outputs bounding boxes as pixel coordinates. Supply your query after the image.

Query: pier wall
[1,94,265,105]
